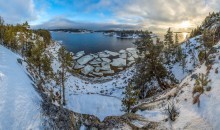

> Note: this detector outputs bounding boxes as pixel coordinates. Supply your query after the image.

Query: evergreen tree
[57,46,73,105]
[175,33,179,45]
[0,16,4,43]
[134,41,176,98]
[28,39,45,75]
[135,31,153,53]
[164,28,174,50]
[122,83,139,113]
[202,30,214,60]
[42,54,53,79]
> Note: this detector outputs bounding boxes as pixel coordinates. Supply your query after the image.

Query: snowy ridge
[0,45,45,130]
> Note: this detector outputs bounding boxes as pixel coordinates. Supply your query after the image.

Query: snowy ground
[0,45,45,129]
[132,40,220,130]
[46,42,135,121]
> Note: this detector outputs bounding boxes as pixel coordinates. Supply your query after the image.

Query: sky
[0,0,220,32]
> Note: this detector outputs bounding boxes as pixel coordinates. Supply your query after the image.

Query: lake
[51,31,189,54]
[51,31,136,54]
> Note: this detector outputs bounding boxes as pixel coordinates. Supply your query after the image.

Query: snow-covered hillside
[0,45,45,129]
[131,39,220,129]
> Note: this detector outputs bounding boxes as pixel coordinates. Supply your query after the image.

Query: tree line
[0,16,73,106]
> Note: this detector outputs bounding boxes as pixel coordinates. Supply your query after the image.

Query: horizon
[1,0,220,33]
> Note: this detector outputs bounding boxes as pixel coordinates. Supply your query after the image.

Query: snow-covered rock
[81,65,94,75]
[74,63,85,69]
[104,50,119,56]
[101,58,111,63]
[77,55,94,65]
[89,59,102,65]
[111,58,126,67]
[102,70,115,74]
[119,50,126,54]
[100,62,111,71]
[127,61,135,66]
[75,51,85,59]
[98,52,110,58]
[127,56,135,61]
[119,53,127,59]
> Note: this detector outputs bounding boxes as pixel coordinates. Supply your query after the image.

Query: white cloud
[0,0,39,24]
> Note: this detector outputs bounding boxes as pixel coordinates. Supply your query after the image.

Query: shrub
[192,73,210,107]
[164,100,179,121]
[198,51,205,63]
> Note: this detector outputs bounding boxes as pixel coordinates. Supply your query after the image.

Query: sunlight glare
[180,21,191,29]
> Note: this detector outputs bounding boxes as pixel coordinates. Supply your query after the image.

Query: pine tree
[175,33,179,45]
[57,46,73,105]
[202,30,214,60]
[42,54,53,79]
[0,16,4,43]
[28,39,45,75]
[134,41,176,98]
[122,83,139,113]
[164,28,174,50]
[135,31,153,53]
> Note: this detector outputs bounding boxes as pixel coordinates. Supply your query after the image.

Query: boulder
[77,55,94,65]
[81,65,94,75]
[111,58,126,67]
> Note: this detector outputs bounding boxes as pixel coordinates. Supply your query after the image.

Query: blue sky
[0,0,220,31]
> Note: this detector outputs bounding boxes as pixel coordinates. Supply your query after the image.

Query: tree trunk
[62,67,66,106]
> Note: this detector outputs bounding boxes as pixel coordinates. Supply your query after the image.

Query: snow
[66,94,123,121]
[100,62,111,71]
[104,50,119,56]
[0,45,44,129]
[81,65,94,75]
[111,58,126,67]
[136,110,166,122]
[101,58,111,63]
[98,52,110,58]
[46,43,136,121]
[77,55,94,65]
[75,51,85,59]
[119,53,127,59]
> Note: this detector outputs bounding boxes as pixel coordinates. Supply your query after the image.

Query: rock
[100,62,111,71]
[126,48,136,51]
[104,50,119,56]
[92,72,103,77]
[74,51,85,59]
[89,59,102,65]
[119,50,126,53]
[74,63,85,69]
[102,70,115,74]
[131,53,138,59]
[127,56,135,61]
[81,65,94,75]
[96,58,102,62]
[98,52,110,58]
[95,67,101,72]
[77,55,94,65]
[127,61,135,66]
[191,74,198,79]
[111,58,126,67]
[101,58,111,63]
[119,53,127,59]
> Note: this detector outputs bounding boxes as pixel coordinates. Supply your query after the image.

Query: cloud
[2,0,220,32]
[33,17,138,30]
[0,0,41,24]
[78,0,220,31]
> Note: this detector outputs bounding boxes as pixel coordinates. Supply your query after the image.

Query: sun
[180,21,191,29]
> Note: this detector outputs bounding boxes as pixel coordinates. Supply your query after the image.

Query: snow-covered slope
[0,45,45,129]
[132,40,220,130]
